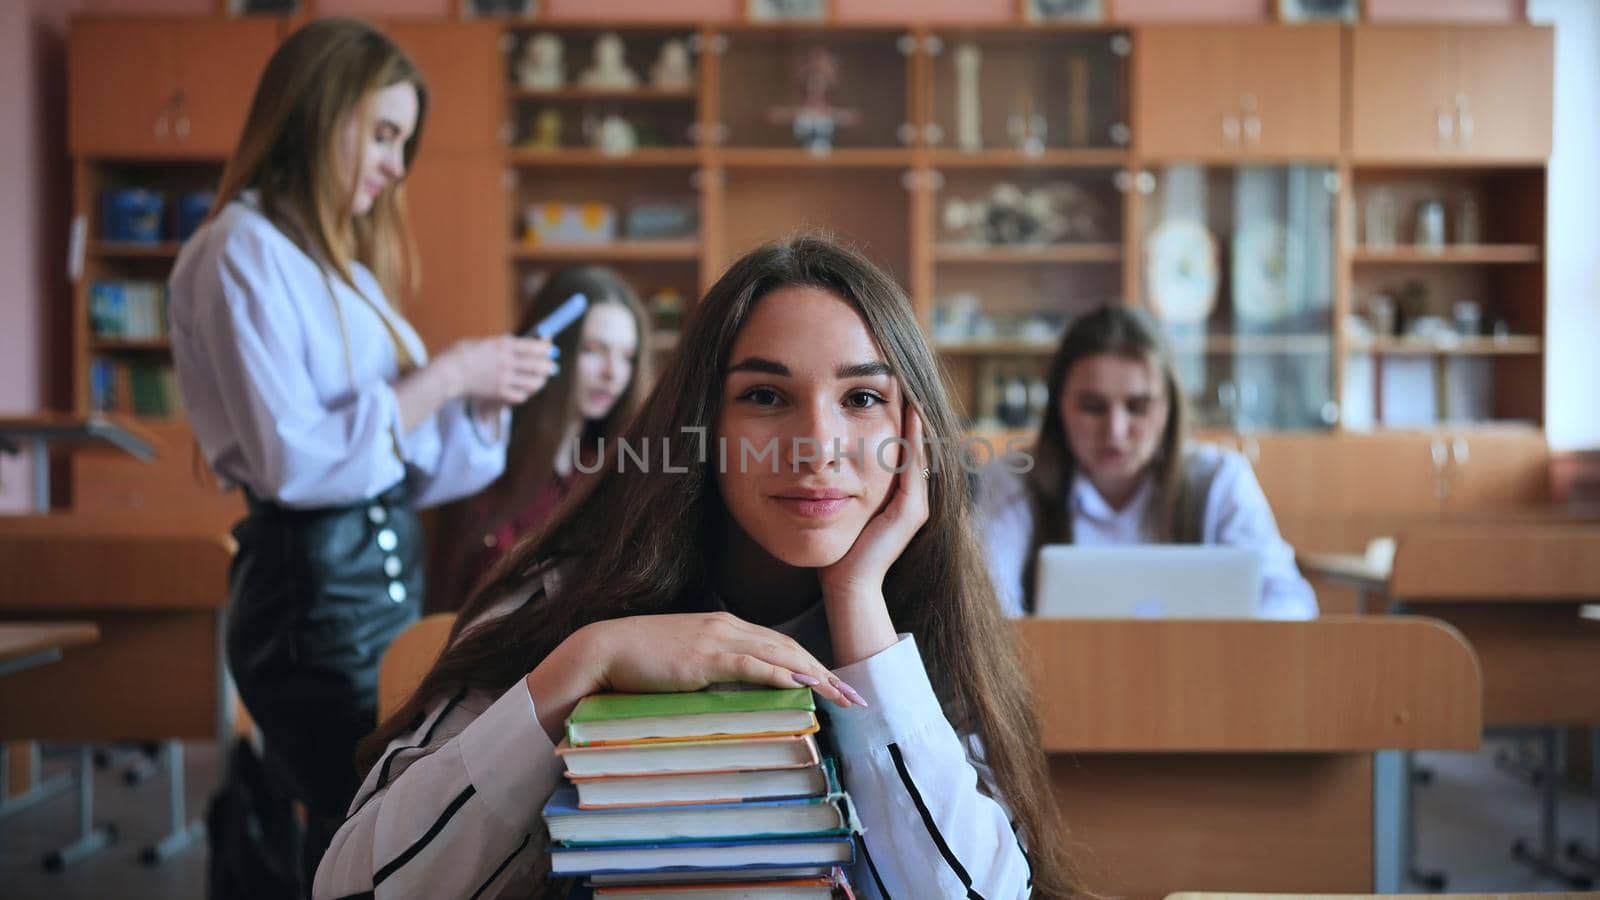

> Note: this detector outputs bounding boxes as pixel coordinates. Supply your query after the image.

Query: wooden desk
[1017,617,1480,900]
[0,622,99,678]
[1300,526,1600,726]
[0,518,234,742]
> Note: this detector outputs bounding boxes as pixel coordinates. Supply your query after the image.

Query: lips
[771,487,852,519]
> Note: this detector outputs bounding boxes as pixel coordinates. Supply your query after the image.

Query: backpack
[206,737,303,899]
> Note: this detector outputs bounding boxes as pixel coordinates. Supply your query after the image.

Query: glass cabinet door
[925,29,1130,153]
[1139,163,1338,430]
[716,29,910,151]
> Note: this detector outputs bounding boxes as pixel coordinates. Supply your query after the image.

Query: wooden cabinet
[385,22,505,155]
[402,154,509,351]
[1349,25,1552,162]
[70,18,277,158]
[1134,25,1341,159]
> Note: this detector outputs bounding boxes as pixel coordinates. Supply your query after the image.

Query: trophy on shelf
[766,46,861,154]
[650,39,694,91]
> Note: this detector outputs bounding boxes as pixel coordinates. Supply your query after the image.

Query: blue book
[549,835,854,878]
[544,761,856,846]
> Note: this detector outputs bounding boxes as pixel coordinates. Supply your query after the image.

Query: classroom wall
[0,0,76,514]
[0,0,1592,512]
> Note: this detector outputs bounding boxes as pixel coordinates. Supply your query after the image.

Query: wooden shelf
[935,339,1057,356]
[935,243,1122,264]
[506,147,701,167]
[1168,335,1334,355]
[1348,336,1543,356]
[90,338,171,352]
[509,87,696,102]
[925,148,1128,169]
[1350,245,1542,264]
[91,241,181,259]
[511,240,700,262]
[716,147,913,168]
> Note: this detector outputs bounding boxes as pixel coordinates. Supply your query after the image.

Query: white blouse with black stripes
[313,589,1036,899]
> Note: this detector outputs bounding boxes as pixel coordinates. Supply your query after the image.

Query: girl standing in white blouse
[315,236,1079,899]
[975,305,1317,620]
[167,19,555,890]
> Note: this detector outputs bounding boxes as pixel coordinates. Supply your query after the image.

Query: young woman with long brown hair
[431,266,652,612]
[976,304,1316,619]
[314,236,1077,899]
[167,18,555,887]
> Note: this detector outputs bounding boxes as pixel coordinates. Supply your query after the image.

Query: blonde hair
[211,17,429,303]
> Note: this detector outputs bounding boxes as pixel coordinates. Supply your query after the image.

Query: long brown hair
[432,267,654,610]
[211,17,429,303]
[1021,304,1189,611]
[365,236,1077,896]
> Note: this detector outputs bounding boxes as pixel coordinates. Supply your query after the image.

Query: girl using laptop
[975,305,1317,619]
[431,266,653,612]
[315,237,1075,899]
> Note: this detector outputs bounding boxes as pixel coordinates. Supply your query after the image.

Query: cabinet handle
[1436,109,1455,147]
[1221,114,1241,149]
[154,114,169,139]
[175,116,190,140]
[1456,95,1475,145]
[1430,439,1449,470]
[1242,114,1261,147]
[923,122,944,146]
[1135,170,1156,195]
[1451,437,1470,466]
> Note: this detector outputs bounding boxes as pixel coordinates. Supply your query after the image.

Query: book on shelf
[542,761,855,845]
[90,280,168,340]
[548,834,855,878]
[571,752,831,808]
[556,732,821,779]
[566,686,818,746]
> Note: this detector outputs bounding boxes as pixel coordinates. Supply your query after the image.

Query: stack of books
[543,686,859,897]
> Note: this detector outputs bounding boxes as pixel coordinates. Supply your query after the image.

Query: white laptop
[1033,545,1263,619]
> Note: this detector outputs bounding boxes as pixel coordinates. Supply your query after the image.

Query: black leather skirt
[226,482,423,818]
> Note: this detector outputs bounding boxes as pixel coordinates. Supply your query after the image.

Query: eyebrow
[726,357,892,380]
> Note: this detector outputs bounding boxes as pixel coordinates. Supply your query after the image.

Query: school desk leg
[140,740,204,864]
[0,742,74,822]
[41,745,116,870]
[1510,728,1595,888]
[1373,750,1403,892]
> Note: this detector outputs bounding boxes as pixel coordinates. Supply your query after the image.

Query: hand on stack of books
[543,685,861,898]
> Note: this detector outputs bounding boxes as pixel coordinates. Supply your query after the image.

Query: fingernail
[830,677,867,709]
[790,672,820,687]
[548,345,560,359]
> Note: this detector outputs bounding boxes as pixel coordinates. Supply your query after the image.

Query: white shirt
[168,196,507,510]
[314,587,1037,899]
[976,443,1318,621]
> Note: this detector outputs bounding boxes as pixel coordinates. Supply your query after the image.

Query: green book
[567,687,817,747]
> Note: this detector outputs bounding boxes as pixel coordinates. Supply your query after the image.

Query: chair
[377,613,456,721]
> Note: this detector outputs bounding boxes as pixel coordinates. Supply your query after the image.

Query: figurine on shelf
[579,32,639,90]
[765,46,861,154]
[954,42,982,152]
[594,113,638,157]
[528,107,562,149]
[516,32,565,91]
[650,38,694,91]
[1006,88,1047,156]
